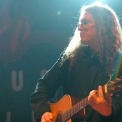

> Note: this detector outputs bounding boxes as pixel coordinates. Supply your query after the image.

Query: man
[31,2,122,122]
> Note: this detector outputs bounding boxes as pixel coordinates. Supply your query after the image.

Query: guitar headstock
[104,78,122,94]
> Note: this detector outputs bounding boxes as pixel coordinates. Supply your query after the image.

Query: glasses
[80,19,90,25]
[78,19,95,28]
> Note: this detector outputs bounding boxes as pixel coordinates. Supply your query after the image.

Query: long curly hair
[62,2,122,67]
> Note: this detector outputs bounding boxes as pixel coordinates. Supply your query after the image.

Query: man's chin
[81,39,88,44]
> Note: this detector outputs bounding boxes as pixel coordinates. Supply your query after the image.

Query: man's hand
[88,85,112,116]
[41,112,54,122]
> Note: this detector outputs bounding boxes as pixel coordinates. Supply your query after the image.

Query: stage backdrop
[0,0,78,122]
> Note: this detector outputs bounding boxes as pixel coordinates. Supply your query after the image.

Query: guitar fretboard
[61,97,88,122]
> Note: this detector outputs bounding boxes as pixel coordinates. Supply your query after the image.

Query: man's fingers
[98,86,104,97]
[48,113,53,121]
[41,112,54,122]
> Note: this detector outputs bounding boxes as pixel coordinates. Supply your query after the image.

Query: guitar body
[50,95,84,122]
[50,95,72,122]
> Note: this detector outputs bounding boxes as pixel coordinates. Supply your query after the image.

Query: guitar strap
[112,52,122,79]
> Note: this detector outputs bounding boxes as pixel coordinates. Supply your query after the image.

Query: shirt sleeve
[30,53,69,121]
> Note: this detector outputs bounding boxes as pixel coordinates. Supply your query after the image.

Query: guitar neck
[61,96,89,122]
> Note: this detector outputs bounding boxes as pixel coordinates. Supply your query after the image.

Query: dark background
[0,0,122,122]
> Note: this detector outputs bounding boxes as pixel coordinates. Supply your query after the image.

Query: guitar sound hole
[56,113,62,122]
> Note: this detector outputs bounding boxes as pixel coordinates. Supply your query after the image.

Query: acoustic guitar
[50,78,122,122]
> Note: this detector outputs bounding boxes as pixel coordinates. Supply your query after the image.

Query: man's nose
[78,24,84,31]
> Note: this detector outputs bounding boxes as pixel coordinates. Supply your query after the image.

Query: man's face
[78,11,96,45]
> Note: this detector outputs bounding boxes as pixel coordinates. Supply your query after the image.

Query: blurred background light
[56,10,62,16]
